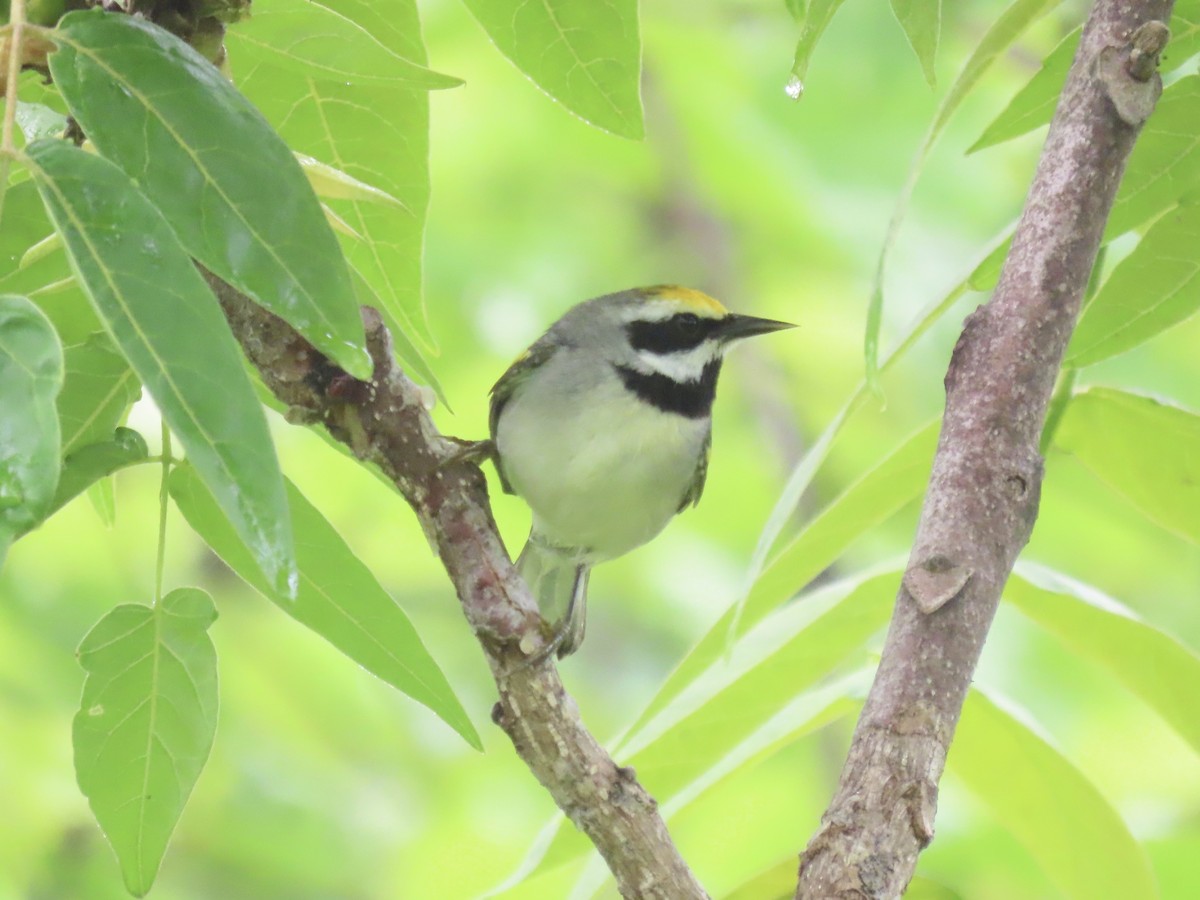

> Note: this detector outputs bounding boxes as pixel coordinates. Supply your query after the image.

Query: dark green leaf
[45,427,149,521]
[461,0,643,138]
[1068,200,1200,367]
[1009,564,1200,755]
[26,139,296,595]
[73,588,219,897]
[49,9,370,377]
[1054,388,1200,545]
[890,0,941,87]
[168,464,481,749]
[57,331,139,455]
[951,690,1156,899]
[225,0,462,88]
[0,293,64,562]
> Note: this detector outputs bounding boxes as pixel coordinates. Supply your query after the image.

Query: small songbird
[487,285,793,658]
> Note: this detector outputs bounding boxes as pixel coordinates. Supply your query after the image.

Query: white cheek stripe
[637,343,720,381]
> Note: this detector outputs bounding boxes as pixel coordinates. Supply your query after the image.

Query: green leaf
[57,331,139,455]
[461,0,643,138]
[628,421,936,737]
[168,463,480,749]
[88,477,117,527]
[73,588,219,897]
[867,0,1059,381]
[789,1,849,89]
[1054,388,1200,545]
[1107,76,1200,238]
[224,0,462,88]
[26,139,296,595]
[45,427,149,522]
[49,9,371,378]
[0,293,64,562]
[234,3,434,351]
[951,689,1156,899]
[1009,564,1200,755]
[15,100,68,144]
[890,0,941,87]
[1067,201,1200,367]
[969,28,1077,154]
[971,9,1200,153]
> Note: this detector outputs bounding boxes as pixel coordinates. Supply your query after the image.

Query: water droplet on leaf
[784,75,804,101]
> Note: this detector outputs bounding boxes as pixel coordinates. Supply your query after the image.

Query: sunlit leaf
[73,588,218,897]
[57,331,139,455]
[969,28,1077,154]
[1009,564,1200,755]
[0,294,64,562]
[224,0,462,88]
[49,9,371,378]
[890,0,941,87]
[1054,388,1200,544]
[1107,75,1200,238]
[168,464,481,749]
[26,139,296,595]
[297,153,405,208]
[462,0,643,138]
[1067,201,1200,367]
[951,689,1156,899]
[45,427,149,521]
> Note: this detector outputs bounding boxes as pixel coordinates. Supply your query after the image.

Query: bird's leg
[556,566,590,659]
[440,438,496,468]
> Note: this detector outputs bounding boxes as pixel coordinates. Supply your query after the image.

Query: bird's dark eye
[674,313,702,335]
[626,312,715,353]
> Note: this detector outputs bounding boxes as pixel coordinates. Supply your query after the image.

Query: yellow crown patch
[641,285,728,317]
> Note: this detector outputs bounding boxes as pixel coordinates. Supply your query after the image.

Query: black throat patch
[613,359,721,419]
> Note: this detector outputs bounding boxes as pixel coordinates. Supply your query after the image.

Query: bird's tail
[516,533,590,658]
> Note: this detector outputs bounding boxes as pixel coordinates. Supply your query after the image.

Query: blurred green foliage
[1,0,1199,898]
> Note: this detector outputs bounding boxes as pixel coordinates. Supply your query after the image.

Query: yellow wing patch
[641,284,728,317]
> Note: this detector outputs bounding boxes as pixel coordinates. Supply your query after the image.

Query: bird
[484,285,793,659]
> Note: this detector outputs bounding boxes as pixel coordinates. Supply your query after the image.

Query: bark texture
[796,3,1172,897]
[204,272,708,900]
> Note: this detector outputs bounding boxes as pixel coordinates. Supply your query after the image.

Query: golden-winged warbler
[487,285,792,658]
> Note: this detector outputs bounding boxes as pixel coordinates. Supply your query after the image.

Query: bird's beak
[718,314,795,343]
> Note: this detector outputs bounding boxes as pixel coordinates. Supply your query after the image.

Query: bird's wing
[488,338,559,494]
[678,425,712,511]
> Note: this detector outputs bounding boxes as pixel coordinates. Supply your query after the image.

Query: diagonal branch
[203,270,708,900]
[795,2,1173,897]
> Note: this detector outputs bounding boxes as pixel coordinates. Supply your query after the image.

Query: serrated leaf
[0,294,64,562]
[26,138,296,595]
[628,421,936,737]
[57,331,139,455]
[168,463,480,749]
[1054,388,1200,545]
[789,0,849,88]
[73,588,218,897]
[1067,201,1200,367]
[969,27,1077,154]
[1107,75,1200,238]
[49,9,371,378]
[891,0,941,87]
[225,0,461,88]
[462,0,643,138]
[1009,564,1200,754]
[951,689,1156,899]
[45,426,149,521]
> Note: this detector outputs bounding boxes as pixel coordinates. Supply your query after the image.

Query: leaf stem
[155,420,172,605]
[0,0,29,229]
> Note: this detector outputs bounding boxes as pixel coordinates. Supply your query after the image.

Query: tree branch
[202,271,708,900]
[795,2,1173,896]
